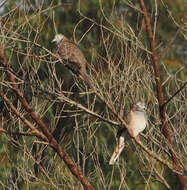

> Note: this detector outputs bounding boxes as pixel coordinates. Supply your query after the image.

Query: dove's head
[136,102,146,111]
[52,34,65,44]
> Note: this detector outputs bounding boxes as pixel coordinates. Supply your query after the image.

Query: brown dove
[52,34,92,88]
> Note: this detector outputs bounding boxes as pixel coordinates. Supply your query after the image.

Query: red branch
[0,48,94,190]
[138,0,187,189]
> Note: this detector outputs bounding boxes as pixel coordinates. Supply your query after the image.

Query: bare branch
[162,82,187,108]
[138,0,186,188]
[0,0,8,8]
[0,47,94,190]
[0,89,47,141]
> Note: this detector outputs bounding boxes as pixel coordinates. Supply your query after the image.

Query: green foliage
[0,0,186,189]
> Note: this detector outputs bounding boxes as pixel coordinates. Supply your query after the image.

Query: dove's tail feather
[109,136,125,165]
[80,73,94,90]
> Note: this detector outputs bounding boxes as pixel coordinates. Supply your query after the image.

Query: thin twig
[162,82,187,108]
[138,0,185,188]
[0,0,8,8]
[0,128,39,137]
[0,65,120,127]
[0,90,47,141]
[0,47,94,190]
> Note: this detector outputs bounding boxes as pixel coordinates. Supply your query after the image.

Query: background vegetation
[0,0,186,189]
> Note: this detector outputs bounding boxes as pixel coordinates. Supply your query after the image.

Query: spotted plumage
[52,34,92,88]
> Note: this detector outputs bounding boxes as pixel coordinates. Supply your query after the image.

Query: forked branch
[138,0,186,189]
[0,47,94,190]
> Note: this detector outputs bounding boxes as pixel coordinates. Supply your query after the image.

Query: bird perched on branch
[109,102,147,165]
[52,34,92,88]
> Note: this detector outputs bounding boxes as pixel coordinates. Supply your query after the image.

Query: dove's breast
[130,111,147,137]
